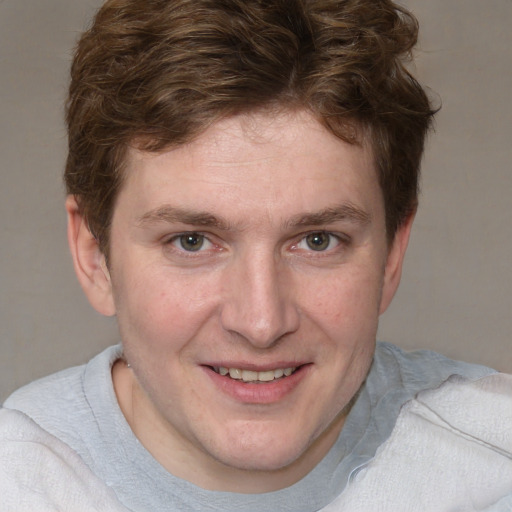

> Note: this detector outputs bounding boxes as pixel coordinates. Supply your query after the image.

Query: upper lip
[203,361,307,372]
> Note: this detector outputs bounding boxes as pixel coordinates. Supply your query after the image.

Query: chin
[218,448,304,474]
[208,422,313,473]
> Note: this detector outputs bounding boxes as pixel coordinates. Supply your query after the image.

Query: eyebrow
[137,203,371,231]
[285,204,371,228]
[137,205,232,231]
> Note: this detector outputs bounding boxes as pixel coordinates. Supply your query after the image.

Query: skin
[66,110,413,493]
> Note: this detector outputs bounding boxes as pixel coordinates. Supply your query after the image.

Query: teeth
[258,371,275,382]
[242,370,258,382]
[228,368,242,379]
[217,366,296,382]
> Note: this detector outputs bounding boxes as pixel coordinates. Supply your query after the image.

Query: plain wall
[1,0,511,402]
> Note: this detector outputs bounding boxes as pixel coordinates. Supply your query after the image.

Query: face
[70,110,411,492]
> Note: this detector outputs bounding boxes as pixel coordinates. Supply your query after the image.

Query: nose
[220,249,300,348]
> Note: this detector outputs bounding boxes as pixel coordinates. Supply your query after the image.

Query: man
[1,0,511,510]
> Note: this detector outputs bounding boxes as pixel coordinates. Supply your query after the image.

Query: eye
[297,232,340,252]
[172,233,211,252]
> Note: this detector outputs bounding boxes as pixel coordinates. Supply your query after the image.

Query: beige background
[1,0,511,402]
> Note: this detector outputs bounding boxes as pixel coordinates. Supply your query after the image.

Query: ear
[65,195,116,316]
[379,212,415,315]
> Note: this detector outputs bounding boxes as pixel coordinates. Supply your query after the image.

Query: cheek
[112,263,220,350]
[302,265,384,331]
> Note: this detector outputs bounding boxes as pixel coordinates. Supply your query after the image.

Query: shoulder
[4,364,85,411]
[3,345,122,431]
[0,407,127,511]
[374,341,494,387]
[375,342,496,380]
[328,373,512,511]
[2,345,123,472]
[3,345,122,412]
[412,373,512,453]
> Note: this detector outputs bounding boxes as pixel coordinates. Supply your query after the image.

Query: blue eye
[298,232,340,252]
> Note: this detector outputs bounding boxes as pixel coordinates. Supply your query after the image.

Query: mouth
[211,366,298,383]
[204,363,310,403]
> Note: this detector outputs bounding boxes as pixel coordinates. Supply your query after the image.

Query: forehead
[119,110,383,226]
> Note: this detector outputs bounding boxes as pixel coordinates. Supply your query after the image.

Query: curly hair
[65,0,435,254]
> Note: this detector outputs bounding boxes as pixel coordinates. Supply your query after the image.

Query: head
[65,0,434,257]
[64,0,435,492]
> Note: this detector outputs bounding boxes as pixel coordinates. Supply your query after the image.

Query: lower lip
[202,365,310,404]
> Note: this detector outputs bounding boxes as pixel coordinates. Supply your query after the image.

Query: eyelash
[295,232,340,252]
[291,231,351,258]
[163,230,350,258]
[165,232,215,254]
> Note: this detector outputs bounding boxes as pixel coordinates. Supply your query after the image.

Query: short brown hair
[65,0,435,254]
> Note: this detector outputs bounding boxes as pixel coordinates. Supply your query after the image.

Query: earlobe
[379,213,415,315]
[65,195,116,317]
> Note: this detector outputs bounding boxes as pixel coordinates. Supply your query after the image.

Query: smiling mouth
[211,366,298,383]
